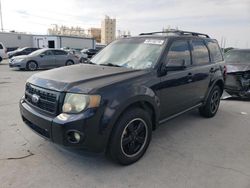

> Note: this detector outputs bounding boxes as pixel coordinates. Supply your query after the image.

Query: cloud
[1,0,250,47]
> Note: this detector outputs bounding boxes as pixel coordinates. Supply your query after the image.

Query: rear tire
[26,61,38,71]
[199,85,221,118]
[107,108,152,165]
[0,56,2,62]
[66,60,74,66]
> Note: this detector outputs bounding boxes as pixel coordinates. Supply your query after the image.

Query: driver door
[159,39,196,120]
[39,50,55,68]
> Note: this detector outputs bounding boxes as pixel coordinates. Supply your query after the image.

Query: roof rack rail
[139,30,210,38]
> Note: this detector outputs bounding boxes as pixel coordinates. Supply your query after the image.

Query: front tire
[199,85,222,118]
[26,61,38,71]
[107,108,152,165]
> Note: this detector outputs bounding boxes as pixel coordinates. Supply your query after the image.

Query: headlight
[62,93,101,114]
[14,58,24,62]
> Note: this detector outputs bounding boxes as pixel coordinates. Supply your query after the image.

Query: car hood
[226,63,250,73]
[27,64,146,93]
[12,55,28,59]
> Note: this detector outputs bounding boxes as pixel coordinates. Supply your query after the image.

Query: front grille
[25,84,59,114]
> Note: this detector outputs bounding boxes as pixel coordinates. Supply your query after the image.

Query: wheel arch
[105,97,159,153]
[204,78,224,103]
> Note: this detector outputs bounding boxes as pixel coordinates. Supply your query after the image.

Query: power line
[0,0,3,31]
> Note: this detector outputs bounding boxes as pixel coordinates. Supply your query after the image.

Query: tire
[107,108,152,165]
[199,85,222,118]
[66,60,74,66]
[0,56,2,62]
[26,61,38,71]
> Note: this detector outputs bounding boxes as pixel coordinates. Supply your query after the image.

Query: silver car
[9,48,79,71]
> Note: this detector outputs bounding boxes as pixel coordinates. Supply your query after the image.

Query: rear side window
[192,40,209,65]
[0,44,3,49]
[53,50,67,55]
[167,40,191,66]
[206,41,223,62]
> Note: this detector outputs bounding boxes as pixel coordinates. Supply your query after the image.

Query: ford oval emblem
[32,94,40,103]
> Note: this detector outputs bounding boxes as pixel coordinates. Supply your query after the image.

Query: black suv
[20,30,226,165]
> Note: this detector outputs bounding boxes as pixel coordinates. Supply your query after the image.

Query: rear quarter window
[206,41,223,62]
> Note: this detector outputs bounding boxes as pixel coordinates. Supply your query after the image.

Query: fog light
[67,130,82,144]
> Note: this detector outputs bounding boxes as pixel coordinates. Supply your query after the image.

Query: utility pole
[0,0,3,32]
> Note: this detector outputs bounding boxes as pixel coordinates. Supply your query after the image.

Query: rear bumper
[20,98,109,152]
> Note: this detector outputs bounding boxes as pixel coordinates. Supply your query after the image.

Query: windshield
[91,38,166,69]
[225,50,250,63]
[29,49,46,56]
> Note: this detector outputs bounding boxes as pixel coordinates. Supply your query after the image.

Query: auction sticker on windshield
[144,39,165,45]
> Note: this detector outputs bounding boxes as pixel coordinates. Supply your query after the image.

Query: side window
[206,41,223,62]
[167,40,191,66]
[192,40,210,65]
[53,50,67,55]
[45,50,53,56]
[0,44,3,49]
[26,48,33,53]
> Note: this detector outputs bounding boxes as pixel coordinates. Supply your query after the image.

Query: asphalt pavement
[0,60,250,188]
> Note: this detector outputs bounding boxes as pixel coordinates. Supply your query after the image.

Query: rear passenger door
[189,39,213,103]
[53,50,68,67]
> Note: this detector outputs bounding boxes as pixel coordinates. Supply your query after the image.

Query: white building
[33,35,95,49]
[101,16,116,44]
[0,32,95,50]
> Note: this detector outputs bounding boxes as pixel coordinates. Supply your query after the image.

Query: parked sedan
[8,47,39,59]
[224,49,250,98]
[9,49,79,71]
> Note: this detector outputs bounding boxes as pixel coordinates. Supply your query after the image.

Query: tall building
[87,28,101,43]
[101,16,116,44]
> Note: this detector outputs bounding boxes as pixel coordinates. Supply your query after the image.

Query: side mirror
[165,59,186,71]
[40,54,45,58]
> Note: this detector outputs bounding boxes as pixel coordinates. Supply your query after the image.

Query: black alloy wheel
[107,108,152,165]
[121,118,148,157]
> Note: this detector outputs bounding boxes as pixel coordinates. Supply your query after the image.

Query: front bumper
[9,61,26,68]
[225,73,250,98]
[20,99,108,152]
[224,87,250,97]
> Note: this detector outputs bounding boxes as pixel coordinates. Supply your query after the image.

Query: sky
[1,0,250,48]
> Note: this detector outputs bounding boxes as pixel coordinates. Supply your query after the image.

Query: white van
[0,42,7,62]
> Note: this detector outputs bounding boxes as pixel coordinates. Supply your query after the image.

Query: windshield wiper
[99,63,122,67]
